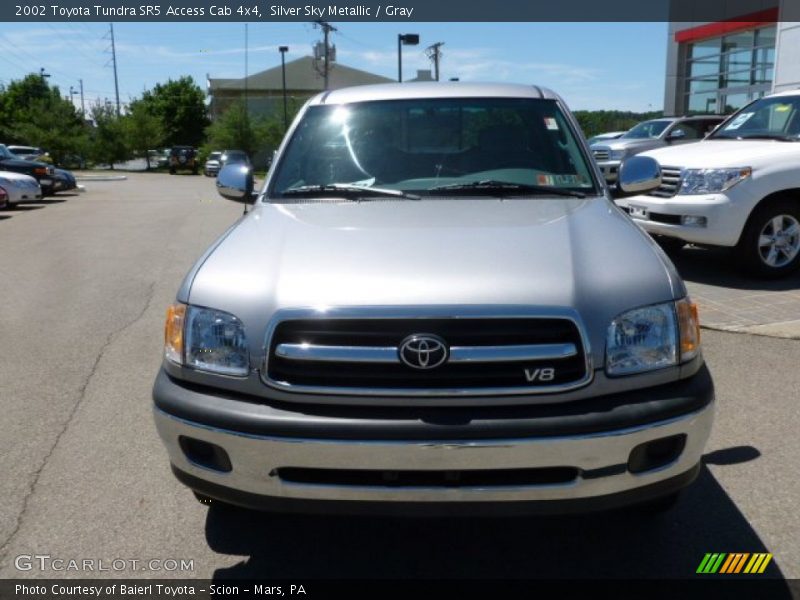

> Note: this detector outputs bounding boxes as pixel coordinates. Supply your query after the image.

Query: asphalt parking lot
[0,173,798,586]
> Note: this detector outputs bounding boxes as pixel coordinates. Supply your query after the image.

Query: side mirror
[216,163,256,203]
[618,156,661,194]
[666,129,686,142]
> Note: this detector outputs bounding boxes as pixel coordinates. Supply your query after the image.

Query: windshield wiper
[428,179,586,198]
[280,183,420,200]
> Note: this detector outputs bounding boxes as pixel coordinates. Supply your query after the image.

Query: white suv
[616,90,800,278]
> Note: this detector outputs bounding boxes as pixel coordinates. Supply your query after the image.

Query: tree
[573,109,663,139]
[203,100,295,168]
[135,76,209,147]
[0,73,88,164]
[124,101,164,170]
[88,102,130,169]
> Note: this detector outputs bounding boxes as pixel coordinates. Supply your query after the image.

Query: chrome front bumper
[154,398,713,510]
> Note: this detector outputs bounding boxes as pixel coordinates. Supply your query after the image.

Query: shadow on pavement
[4,205,44,212]
[204,458,788,585]
[668,246,800,292]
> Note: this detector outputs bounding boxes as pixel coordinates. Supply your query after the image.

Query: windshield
[9,147,35,155]
[0,145,14,159]
[269,97,598,200]
[711,96,800,141]
[208,152,222,161]
[621,120,672,140]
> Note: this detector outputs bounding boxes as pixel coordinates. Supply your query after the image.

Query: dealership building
[664,0,800,115]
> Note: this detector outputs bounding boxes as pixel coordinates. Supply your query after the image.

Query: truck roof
[310,82,561,105]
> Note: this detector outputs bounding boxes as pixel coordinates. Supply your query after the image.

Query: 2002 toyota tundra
[153,82,714,515]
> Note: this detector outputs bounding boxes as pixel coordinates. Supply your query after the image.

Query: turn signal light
[677,298,700,361]
[164,303,186,364]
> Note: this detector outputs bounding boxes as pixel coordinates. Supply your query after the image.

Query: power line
[313,21,337,90]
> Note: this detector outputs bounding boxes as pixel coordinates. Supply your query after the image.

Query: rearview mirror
[216,164,256,203]
[666,129,686,141]
[619,156,661,194]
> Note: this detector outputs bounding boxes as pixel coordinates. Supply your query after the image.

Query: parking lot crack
[0,281,157,560]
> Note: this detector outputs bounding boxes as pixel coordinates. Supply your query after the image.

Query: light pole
[279,46,289,131]
[397,33,419,82]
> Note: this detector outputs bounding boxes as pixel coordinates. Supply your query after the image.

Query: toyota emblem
[398,334,449,370]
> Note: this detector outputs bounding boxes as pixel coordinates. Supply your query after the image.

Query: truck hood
[597,138,664,154]
[640,139,800,168]
[188,197,682,364]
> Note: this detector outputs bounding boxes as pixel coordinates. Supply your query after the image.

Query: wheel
[737,199,800,278]
[169,168,176,175]
[653,235,685,255]
[192,168,199,175]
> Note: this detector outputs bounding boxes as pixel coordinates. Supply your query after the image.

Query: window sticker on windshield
[538,174,555,185]
[544,117,559,130]
[775,104,792,112]
[553,174,583,185]
[726,112,754,130]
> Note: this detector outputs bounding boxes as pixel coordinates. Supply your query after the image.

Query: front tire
[737,200,800,278]
[653,235,685,255]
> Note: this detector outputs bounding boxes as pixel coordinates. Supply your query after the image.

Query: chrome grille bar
[649,167,682,198]
[275,342,577,364]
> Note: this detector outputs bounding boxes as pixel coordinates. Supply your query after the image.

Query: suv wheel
[738,200,800,278]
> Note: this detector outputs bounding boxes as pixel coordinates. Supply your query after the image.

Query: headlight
[608,149,627,161]
[163,303,250,376]
[606,299,701,376]
[678,167,751,195]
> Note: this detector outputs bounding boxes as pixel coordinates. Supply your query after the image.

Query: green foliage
[573,110,664,139]
[202,100,289,163]
[0,73,88,165]
[88,103,130,169]
[124,101,164,170]
[135,76,209,147]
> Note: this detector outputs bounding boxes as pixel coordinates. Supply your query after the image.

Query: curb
[74,175,128,182]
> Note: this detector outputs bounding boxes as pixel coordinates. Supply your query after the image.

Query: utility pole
[279,46,289,131]
[79,79,85,117]
[106,23,121,116]
[425,42,444,81]
[244,23,249,116]
[314,21,336,90]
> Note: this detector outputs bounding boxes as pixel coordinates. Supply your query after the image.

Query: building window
[683,25,776,115]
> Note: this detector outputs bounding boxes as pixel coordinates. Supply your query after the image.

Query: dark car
[52,168,77,193]
[0,143,55,195]
[169,146,199,175]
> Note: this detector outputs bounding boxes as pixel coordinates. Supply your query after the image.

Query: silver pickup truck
[153,83,714,516]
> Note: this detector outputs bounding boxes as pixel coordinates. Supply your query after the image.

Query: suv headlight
[608,149,627,161]
[164,304,250,376]
[606,298,700,376]
[678,167,751,195]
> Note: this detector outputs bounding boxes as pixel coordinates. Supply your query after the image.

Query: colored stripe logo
[696,553,772,574]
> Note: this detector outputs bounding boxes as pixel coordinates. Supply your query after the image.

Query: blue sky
[0,22,667,112]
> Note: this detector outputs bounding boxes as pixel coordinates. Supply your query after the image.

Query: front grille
[592,149,610,161]
[649,166,682,198]
[265,317,589,395]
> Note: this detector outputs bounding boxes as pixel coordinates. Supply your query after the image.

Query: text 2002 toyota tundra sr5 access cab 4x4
[153,83,714,515]
[616,90,800,278]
